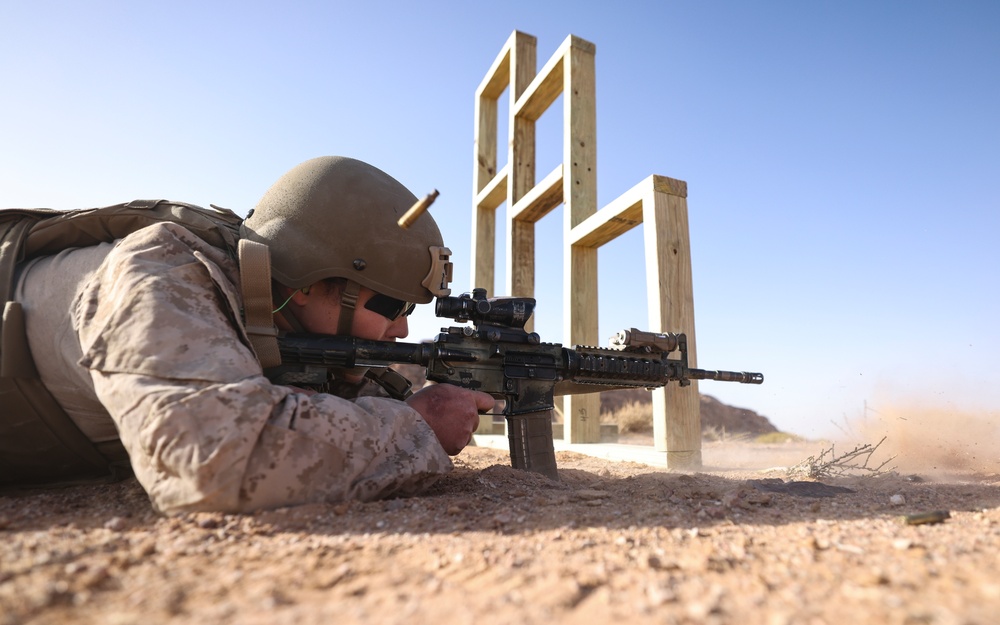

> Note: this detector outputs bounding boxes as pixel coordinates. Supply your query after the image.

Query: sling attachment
[237,239,281,370]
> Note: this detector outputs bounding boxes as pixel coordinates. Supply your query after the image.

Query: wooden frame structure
[472,31,702,468]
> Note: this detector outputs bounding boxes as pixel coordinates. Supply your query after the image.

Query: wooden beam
[515,36,596,122]
[475,31,520,100]
[507,219,534,302]
[509,164,563,223]
[568,178,643,248]
[474,94,497,195]
[570,199,642,248]
[471,204,496,296]
[474,163,508,210]
[563,38,597,230]
[562,244,600,444]
[514,49,562,122]
[509,32,538,210]
[568,174,687,247]
[472,91,498,293]
[507,31,538,324]
[563,35,600,444]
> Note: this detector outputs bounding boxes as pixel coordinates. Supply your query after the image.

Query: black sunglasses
[364,293,416,321]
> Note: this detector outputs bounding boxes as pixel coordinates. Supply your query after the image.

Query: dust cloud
[845,401,1000,475]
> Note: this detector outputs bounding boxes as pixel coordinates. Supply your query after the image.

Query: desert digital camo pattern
[17,222,451,514]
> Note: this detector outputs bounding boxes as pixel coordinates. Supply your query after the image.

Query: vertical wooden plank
[507,32,537,314]
[562,36,600,444]
[472,93,498,294]
[472,204,496,295]
[474,94,498,195]
[563,244,600,443]
[563,37,598,230]
[510,33,537,204]
[643,177,701,469]
[507,219,534,304]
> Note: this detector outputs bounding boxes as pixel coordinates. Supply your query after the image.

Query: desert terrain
[3,402,999,625]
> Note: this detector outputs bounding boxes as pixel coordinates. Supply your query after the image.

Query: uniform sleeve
[72,223,452,514]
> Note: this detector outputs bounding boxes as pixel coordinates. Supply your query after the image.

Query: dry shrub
[788,437,896,479]
[754,431,802,444]
[702,426,751,443]
[602,400,653,433]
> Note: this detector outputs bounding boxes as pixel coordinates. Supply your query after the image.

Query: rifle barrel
[688,369,764,384]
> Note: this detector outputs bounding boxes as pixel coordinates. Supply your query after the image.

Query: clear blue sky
[2,1,997,437]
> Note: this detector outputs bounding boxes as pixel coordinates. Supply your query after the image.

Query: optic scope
[435,288,536,329]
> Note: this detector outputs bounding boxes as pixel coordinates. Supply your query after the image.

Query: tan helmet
[240,156,452,304]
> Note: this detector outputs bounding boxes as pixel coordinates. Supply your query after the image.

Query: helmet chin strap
[336,280,361,336]
[335,280,371,381]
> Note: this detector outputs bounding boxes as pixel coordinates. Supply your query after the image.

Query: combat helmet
[241,156,452,328]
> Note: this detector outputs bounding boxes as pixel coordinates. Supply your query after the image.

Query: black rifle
[267,288,763,480]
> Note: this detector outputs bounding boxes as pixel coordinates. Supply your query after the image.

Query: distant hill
[599,388,779,436]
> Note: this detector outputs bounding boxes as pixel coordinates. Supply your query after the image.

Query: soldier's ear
[290,286,313,304]
[273,284,311,312]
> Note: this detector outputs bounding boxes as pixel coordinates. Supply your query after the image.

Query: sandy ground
[2,438,1000,625]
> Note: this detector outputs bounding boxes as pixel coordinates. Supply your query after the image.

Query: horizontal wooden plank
[476,47,509,100]
[514,51,563,122]
[568,176,648,247]
[566,174,690,247]
[514,35,596,122]
[474,163,509,210]
[477,31,527,99]
[510,164,563,223]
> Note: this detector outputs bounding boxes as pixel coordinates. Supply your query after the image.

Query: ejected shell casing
[398,189,440,229]
[902,510,951,525]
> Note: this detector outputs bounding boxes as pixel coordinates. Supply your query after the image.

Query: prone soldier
[2,156,493,514]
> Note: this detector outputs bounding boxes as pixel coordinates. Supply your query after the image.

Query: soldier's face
[282,281,410,341]
[342,286,411,341]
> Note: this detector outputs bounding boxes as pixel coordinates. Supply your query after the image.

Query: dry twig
[788,437,897,479]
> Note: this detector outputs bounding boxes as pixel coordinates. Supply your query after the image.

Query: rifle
[266,288,763,480]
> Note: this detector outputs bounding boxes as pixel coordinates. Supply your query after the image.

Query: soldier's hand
[405,384,494,455]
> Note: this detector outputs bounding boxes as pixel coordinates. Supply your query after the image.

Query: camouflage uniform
[15,222,452,514]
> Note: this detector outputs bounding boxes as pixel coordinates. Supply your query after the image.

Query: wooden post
[643,176,701,468]
[472,84,497,294]
[561,37,600,444]
[507,32,538,329]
